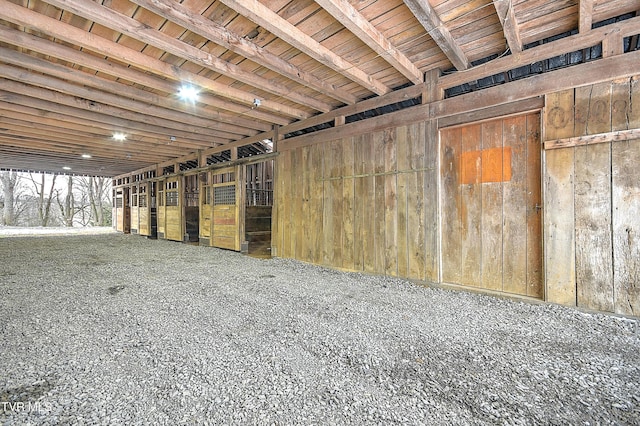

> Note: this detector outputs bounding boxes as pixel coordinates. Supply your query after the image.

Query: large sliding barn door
[440,112,543,298]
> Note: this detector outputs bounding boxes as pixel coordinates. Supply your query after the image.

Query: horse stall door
[211,167,241,251]
[183,174,199,243]
[115,188,127,233]
[440,112,543,298]
[244,160,274,257]
[123,186,131,233]
[199,171,213,246]
[138,182,150,236]
[156,179,166,239]
[130,184,139,234]
[164,176,182,242]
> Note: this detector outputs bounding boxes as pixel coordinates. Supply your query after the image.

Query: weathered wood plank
[322,142,334,266]
[310,143,324,264]
[574,143,614,312]
[502,115,528,295]
[611,78,631,132]
[373,131,386,274]
[396,125,409,278]
[342,137,355,271]
[362,133,377,273]
[384,128,398,276]
[353,134,365,271]
[331,140,344,267]
[281,151,293,258]
[526,114,544,298]
[544,90,576,304]
[631,76,640,129]
[424,119,439,282]
[544,128,640,149]
[408,122,426,281]
[300,146,311,262]
[480,120,503,291]
[460,123,482,287]
[441,126,462,284]
[611,138,640,316]
[292,148,303,259]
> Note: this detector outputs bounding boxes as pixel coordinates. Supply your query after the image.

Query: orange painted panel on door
[460,147,512,184]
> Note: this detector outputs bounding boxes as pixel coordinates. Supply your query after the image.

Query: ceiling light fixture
[81,154,92,159]
[62,166,71,171]
[113,132,127,141]
[178,85,199,102]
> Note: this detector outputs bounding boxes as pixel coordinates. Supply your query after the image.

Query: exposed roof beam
[0,0,307,121]
[438,16,640,90]
[0,111,188,160]
[0,64,233,145]
[402,0,470,70]
[0,125,164,159]
[218,0,391,96]
[40,0,332,113]
[0,47,252,140]
[314,0,423,85]
[129,0,356,105]
[0,26,272,132]
[0,94,215,150]
[579,0,594,33]
[0,87,221,148]
[492,0,523,54]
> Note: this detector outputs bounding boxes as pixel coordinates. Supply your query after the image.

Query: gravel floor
[1,233,639,425]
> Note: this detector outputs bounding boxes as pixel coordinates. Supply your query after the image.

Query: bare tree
[0,170,21,226]
[28,172,58,227]
[77,176,111,226]
[55,175,75,227]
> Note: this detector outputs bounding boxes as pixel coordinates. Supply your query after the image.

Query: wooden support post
[602,33,624,57]
[335,115,345,126]
[230,146,238,161]
[272,125,282,152]
[197,149,207,168]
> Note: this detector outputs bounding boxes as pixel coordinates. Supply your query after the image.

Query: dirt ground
[1,232,639,424]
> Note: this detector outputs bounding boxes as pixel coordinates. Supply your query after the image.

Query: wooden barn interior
[1,0,639,318]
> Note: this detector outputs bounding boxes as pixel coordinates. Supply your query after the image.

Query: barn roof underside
[1,0,639,177]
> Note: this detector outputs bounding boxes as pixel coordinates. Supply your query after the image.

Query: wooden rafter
[217,0,391,96]
[438,16,640,90]
[0,0,308,121]
[0,25,272,132]
[0,47,253,140]
[40,0,333,113]
[492,0,523,54]
[129,0,357,105]
[314,0,423,85]
[402,0,470,70]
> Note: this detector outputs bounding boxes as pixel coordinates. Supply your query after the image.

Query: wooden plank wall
[273,121,439,283]
[544,76,640,316]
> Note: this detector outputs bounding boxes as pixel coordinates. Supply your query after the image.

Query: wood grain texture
[441,127,462,284]
[612,138,640,316]
[574,142,614,312]
[480,120,503,291]
[396,126,409,278]
[408,122,427,281]
[460,123,482,287]
[502,115,528,295]
[342,137,355,271]
[526,115,544,298]
[384,128,398,276]
[424,119,440,282]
